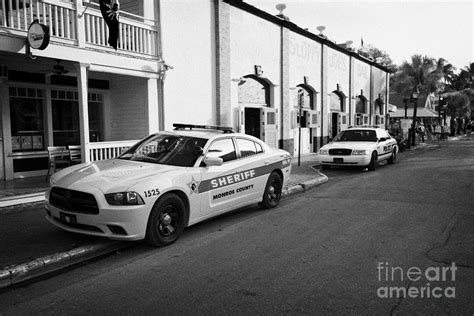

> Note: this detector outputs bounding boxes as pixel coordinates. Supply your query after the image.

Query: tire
[145,193,186,247]
[321,164,330,170]
[367,152,378,171]
[259,172,283,209]
[387,148,397,164]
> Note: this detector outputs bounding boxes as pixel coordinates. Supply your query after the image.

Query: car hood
[321,141,377,150]
[51,159,184,193]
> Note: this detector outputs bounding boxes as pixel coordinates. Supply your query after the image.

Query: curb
[0,173,329,289]
[0,241,127,289]
[283,170,328,196]
[0,192,45,209]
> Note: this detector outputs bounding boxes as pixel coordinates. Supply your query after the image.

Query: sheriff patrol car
[45,124,292,247]
[318,126,398,171]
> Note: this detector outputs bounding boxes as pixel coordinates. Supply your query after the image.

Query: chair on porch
[46,146,70,181]
[68,145,82,165]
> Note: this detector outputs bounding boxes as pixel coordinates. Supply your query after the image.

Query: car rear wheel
[259,172,282,209]
[145,193,186,247]
[387,148,397,164]
[368,152,378,171]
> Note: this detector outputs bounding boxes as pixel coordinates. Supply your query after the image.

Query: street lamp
[410,86,419,146]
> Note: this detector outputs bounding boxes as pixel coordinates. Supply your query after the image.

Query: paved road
[0,140,472,314]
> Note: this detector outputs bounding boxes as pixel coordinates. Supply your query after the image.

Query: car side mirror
[203,156,223,166]
[379,137,387,142]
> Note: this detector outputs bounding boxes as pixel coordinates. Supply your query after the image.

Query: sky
[246,0,473,71]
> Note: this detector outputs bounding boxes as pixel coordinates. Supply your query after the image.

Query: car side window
[206,138,237,162]
[236,138,261,158]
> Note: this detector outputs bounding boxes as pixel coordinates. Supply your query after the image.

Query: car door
[377,130,393,159]
[234,137,268,202]
[198,137,248,217]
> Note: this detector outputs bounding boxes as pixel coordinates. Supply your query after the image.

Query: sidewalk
[0,154,328,289]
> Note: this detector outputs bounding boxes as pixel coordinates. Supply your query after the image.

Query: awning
[391,107,438,118]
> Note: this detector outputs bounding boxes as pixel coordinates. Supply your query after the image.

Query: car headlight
[319,149,329,155]
[105,192,145,205]
[352,150,367,155]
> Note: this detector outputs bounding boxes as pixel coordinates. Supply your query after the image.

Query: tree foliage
[357,45,397,72]
[390,55,442,99]
[390,56,472,118]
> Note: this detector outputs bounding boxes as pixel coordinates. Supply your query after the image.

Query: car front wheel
[259,172,282,209]
[387,148,397,164]
[145,193,186,247]
[368,152,378,171]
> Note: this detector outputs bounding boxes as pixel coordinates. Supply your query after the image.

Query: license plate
[59,212,77,224]
[333,158,343,163]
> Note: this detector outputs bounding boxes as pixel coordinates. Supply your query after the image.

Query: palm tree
[435,58,456,90]
[391,55,442,100]
[451,63,474,91]
[390,55,445,145]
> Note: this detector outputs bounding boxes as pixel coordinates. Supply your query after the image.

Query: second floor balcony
[0,0,159,58]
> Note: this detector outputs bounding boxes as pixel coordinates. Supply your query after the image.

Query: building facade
[0,0,390,180]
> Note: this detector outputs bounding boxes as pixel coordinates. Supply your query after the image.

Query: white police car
[318,126,398,171]
[45,124,292,247]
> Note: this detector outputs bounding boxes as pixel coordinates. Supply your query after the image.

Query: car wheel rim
[268,179,280,202]
[158,205,178,237]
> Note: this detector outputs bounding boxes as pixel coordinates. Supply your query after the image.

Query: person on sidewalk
[466,120,472,139]
[434,122,442,141]
[417,122,426,142]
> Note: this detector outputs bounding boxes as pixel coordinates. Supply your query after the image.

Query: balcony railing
[0,0,158,56]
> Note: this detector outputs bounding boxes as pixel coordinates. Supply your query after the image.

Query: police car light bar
[173,123,235,133]
[348,125,381,129]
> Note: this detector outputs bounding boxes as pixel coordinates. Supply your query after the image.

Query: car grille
[328,148,352,156]
[49,187,99,215]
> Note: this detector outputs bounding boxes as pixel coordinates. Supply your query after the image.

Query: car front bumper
[45,189,151,241]
[319,155,372,166]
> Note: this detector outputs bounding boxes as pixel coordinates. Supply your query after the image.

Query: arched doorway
[354,95,368,126]
[374,98,384,125]
[329,90,346,138]
[293,84,318,155]
[238,75,277,147]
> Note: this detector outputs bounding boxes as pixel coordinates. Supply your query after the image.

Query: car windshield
[118,134,208,167]
[333,129,377,142]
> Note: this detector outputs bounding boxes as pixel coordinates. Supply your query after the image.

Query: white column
[76,0,86,48]
[147,78,159,134]
[77,63,90,162]
[0,82,13,180]
[44,78,53,146]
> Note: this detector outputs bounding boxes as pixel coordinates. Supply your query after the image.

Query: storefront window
[9,87,45,152]
[88,93,104,142]
[51,90,104,146]
[52,97,80,146]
